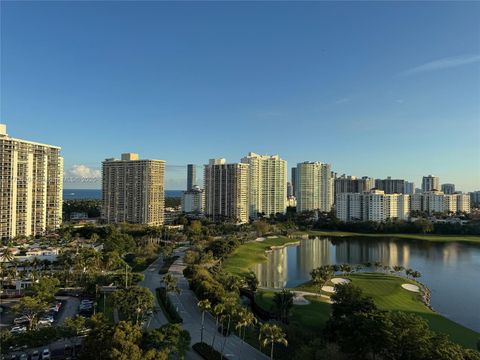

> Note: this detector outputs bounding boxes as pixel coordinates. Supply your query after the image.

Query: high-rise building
[291,167,297,197]
[422,175,440,192]
[241,152,287,218]
[441,183,455,194]
[375,177,406,194]
[405,182,415,195]
[287,182,293,197]
[0,124,63,239]
[187,164,196,191]
[336,190,409,222]
[203,159,249,223]
[471,191,480,206]
[295,161,334,213]
[456,194,471,213]
[181,185,204,214]
[335,175,374,195]
[102,153,165,225]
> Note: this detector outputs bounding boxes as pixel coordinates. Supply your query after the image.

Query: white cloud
[401,54,480,76]
[68,164,101,178]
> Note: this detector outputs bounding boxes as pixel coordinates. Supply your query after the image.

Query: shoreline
[294,230,480,244]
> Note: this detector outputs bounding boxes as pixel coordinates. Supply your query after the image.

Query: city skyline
[1,2,479,191]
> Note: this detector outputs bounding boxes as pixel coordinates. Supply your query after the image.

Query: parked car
[13,316,29,325]
[41,348,51,360]
[40,315,54,323]
[31,351,40,360]
[19,354,28,360]
[10,325,27,334]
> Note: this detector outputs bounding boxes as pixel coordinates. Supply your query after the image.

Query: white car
[42,348,51,360]
[37,320,52,327]
[10,325,27,334]
[13,316,29,325]
[19,354,28,360]
[40,315,54,323]
[31,350,40,360]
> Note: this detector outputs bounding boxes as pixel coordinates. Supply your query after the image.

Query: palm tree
[259,323,288,360]
[163,272,179,294]
[211,303,225,349]
[220,296,238,356]
[197,299,211,344]
[310,265,333,294]
[374,261,383,272]
[411,270,421,281]
[272,289,294,323]
[393,265,404,275]
[235,309,256,344]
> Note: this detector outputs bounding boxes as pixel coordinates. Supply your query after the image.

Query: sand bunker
[331,278,351,285]
[401,284,420,292]
[321,286,335,293]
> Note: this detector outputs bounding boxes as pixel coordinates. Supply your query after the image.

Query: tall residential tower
[204,159,249,223]
[241,152,287,218]
[295,161,334,213]
[187,164,196,191]
[0,124,63,239]
[102,153,165,225]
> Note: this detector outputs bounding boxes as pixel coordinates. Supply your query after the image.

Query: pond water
[252,237,480,332]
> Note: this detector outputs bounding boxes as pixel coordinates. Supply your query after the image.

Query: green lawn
[256,273,480,349]
[255,290,331,333]
[223,237,299,276]
[296,230,480,244]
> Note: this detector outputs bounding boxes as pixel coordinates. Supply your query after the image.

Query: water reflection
[252,237,480,332]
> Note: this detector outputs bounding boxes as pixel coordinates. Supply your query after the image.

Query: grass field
[222,236,299,276]
[296,230,480,244]
[256,273,480,349]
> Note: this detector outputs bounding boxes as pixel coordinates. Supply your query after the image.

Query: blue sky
[1,1,479,191]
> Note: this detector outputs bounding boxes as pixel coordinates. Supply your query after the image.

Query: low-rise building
[336,190,409,222]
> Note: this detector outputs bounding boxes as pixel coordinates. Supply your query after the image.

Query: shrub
[193,342,227,360]
[156,287,182,323]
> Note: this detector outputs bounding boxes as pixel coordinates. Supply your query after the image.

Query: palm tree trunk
[270,342,274,359]
[211,317,218,348]
[200,311,205,343]
[221,315,231,355]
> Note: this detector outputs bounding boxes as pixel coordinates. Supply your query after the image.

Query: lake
[252,236,480,332]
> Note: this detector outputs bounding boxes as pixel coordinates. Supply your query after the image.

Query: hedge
[192,342,227,360]
[156,287,182,323]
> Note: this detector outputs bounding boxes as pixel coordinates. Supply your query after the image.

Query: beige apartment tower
[295,161,334,213]
[0,124,63,239]
[102,153,165,225]
[204,159,249,223]
[241,152,287,218]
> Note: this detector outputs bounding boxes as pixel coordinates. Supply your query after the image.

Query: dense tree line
[79,316,190,360]
[63,200,101,220]
[297,284,480,360]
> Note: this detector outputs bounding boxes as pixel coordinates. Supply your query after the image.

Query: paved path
[137,255,169,329]
[168,247,268,360]
[56,296,80,325]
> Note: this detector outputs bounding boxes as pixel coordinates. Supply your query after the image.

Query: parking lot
[1,296,82,359]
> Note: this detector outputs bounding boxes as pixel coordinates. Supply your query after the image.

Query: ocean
[63,189,183,200]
